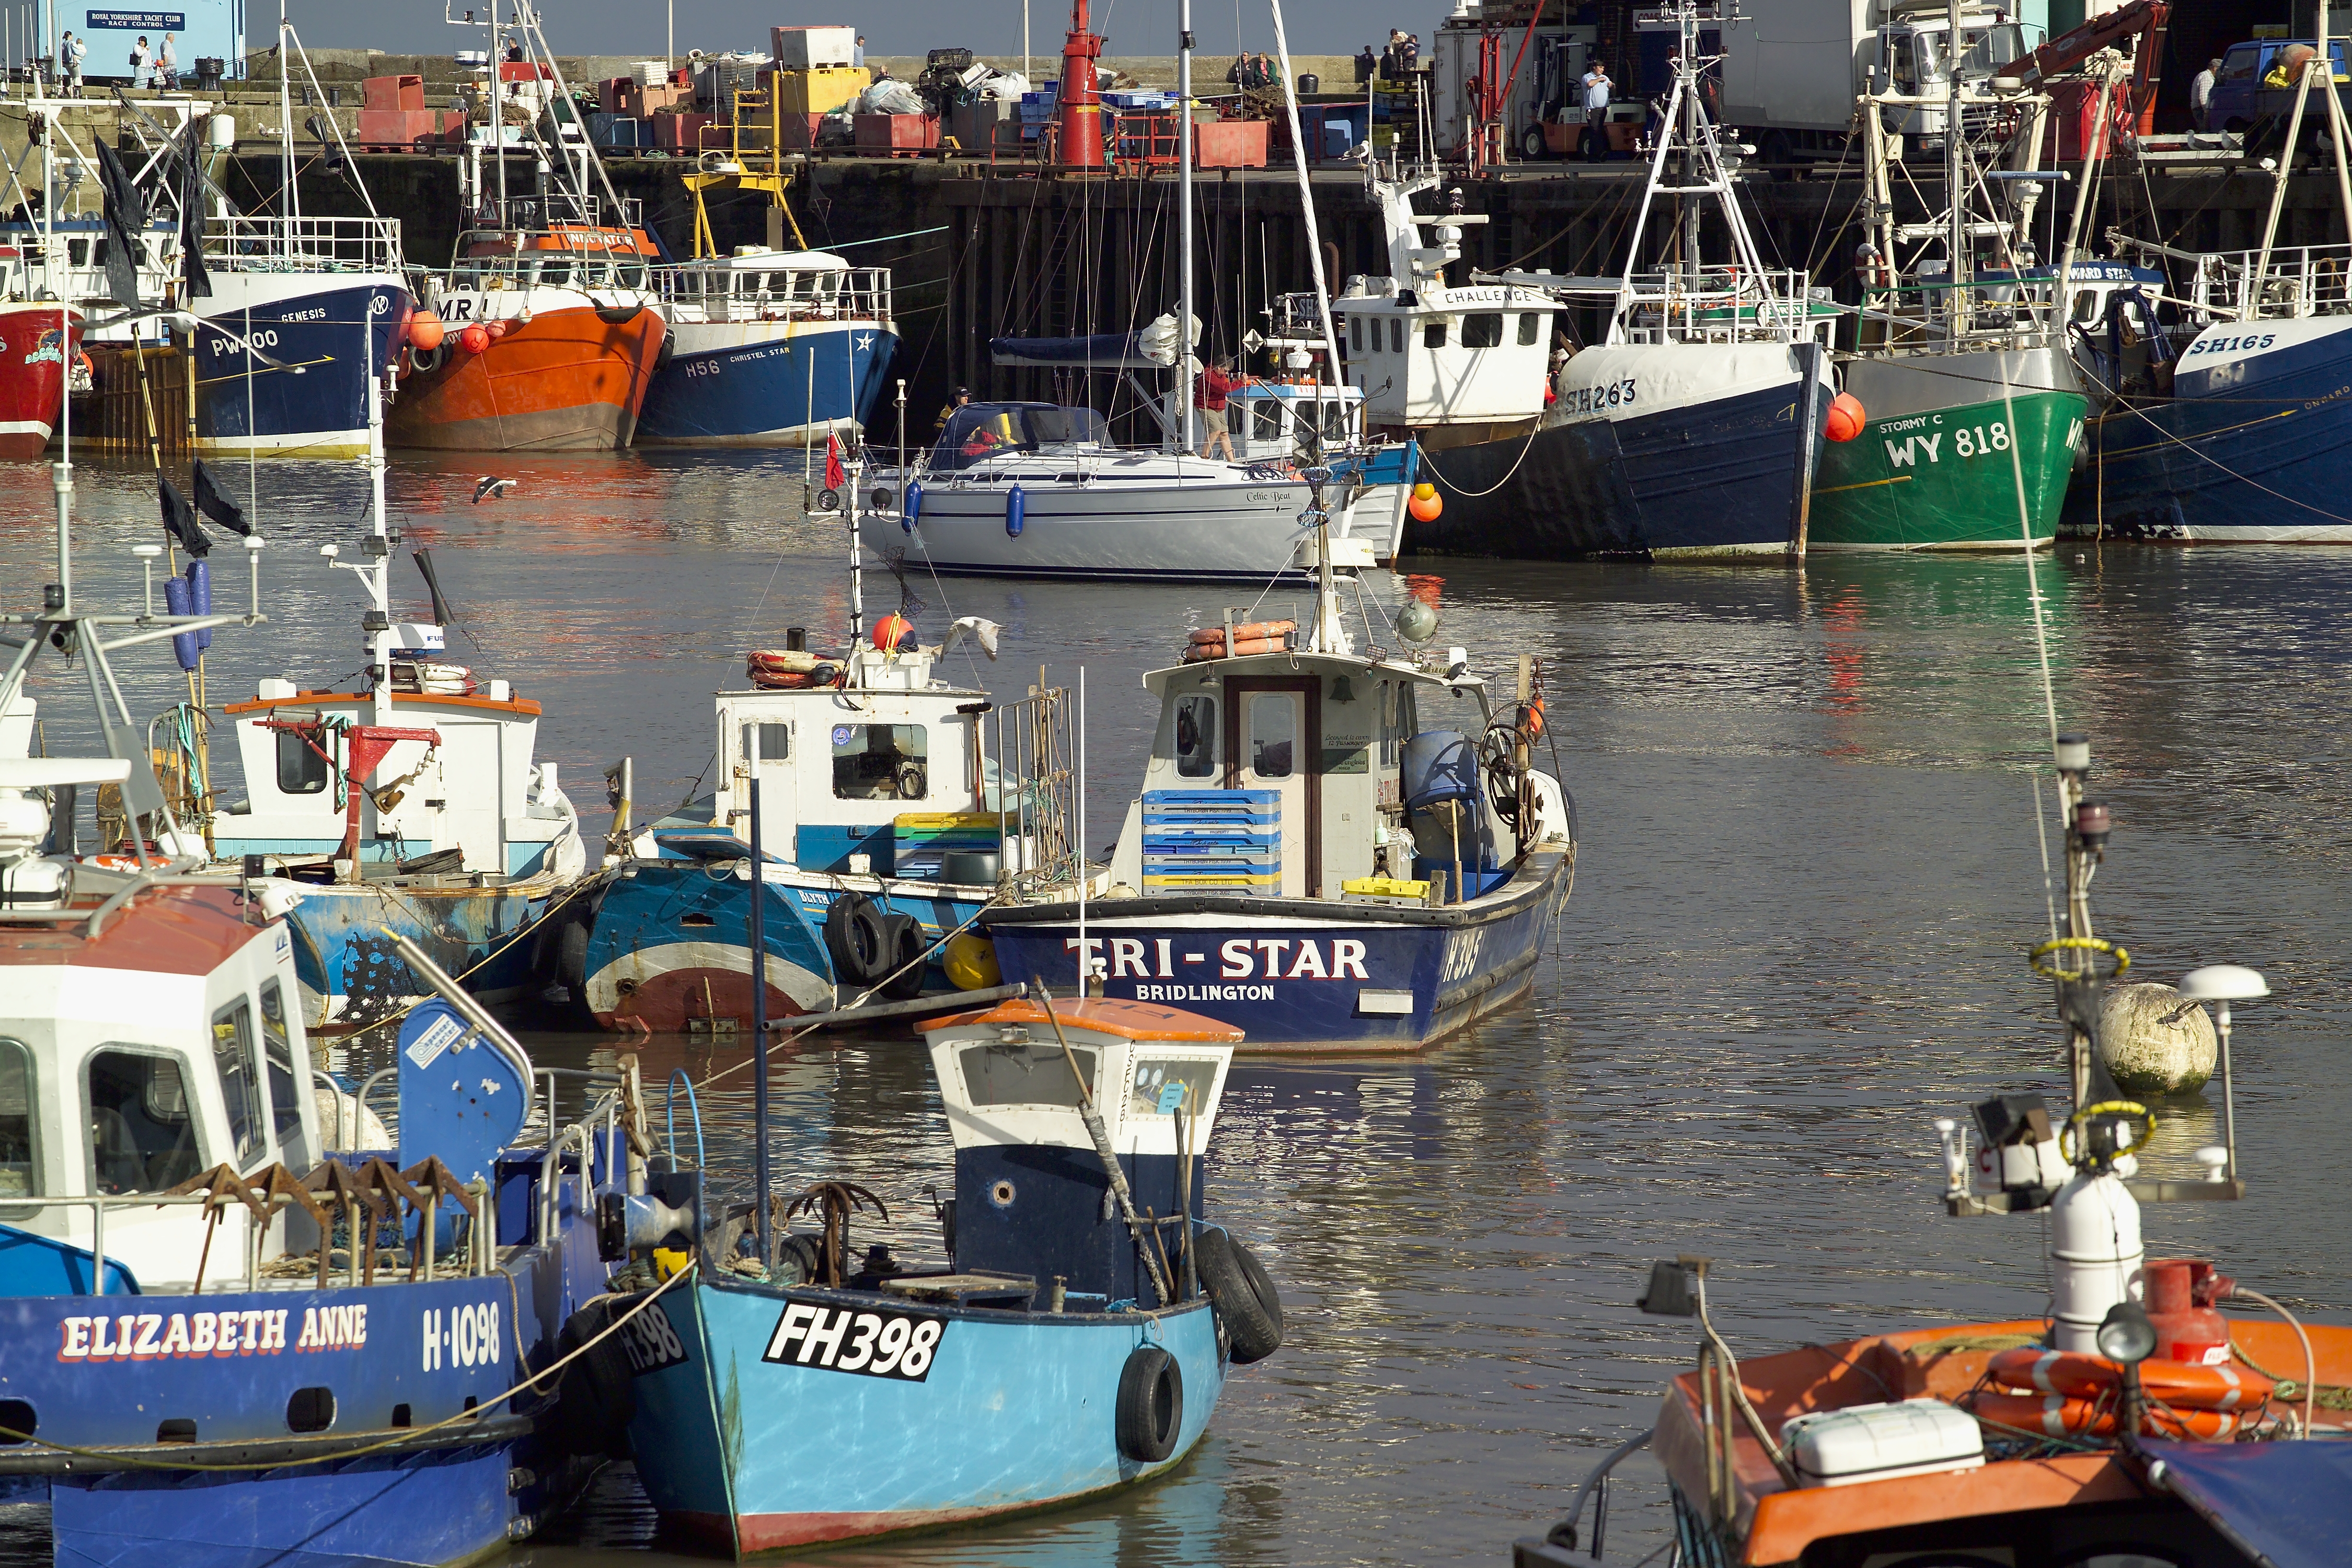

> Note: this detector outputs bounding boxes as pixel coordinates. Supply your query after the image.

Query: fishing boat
[388,14,666,452]
[208,327,584,1029]
[1812,74,2085,552]
[635,247,897,447]
[974,480,1575,1052]
[1513,729,2348,1562]
[0,300,79,459]
[615,993,1284,1552]
[0,386,630,1568]
[543,532,1076,1032]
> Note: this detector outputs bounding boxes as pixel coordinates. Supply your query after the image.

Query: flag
[191,461,249,535]
[159,474,211,557]
[93,140,148,310]
[178,118,211,302]
[824,433,847,492]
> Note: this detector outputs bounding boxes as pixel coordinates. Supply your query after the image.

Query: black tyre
[1195,1228,1283,1364]
[557,918,590,995]
[823,893,890,986]
[1114,1344,1184,1463]
[552,1297,638,1458]
[879,913,927,1001]
[1520,125,1546,160]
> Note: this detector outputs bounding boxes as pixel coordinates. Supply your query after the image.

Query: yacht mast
[1178,0,1195,452]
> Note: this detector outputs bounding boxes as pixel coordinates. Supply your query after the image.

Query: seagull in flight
[472,476,517,505]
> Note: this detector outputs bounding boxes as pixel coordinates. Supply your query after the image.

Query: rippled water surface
[4,449,2348,1567]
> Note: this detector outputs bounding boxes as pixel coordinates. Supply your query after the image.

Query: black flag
[159,474,211,558]
[93,139,148,311]
[191,461,249,535]
[179,118,211,302]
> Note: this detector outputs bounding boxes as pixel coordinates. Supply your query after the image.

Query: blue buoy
[904,480,923,530]
[163,575,199,672]
[1006,483,1025,538]
[186,560,211,650]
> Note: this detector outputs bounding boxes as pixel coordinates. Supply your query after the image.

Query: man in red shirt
[1195,355,1241,461]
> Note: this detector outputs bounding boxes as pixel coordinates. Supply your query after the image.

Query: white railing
[203,214,405,274]
[649,264,894,326]
[2143,239,2352,322]
[1604,266,1824,344]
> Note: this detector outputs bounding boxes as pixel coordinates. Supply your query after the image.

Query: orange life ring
[1987,1347,2274,1410]
[1970,1391,2247,1441]
[1187,619,1296,646]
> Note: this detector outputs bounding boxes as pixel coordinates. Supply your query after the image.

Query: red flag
[824,434,847,492]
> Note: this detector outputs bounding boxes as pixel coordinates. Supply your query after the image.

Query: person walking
[1581,60,1611,162]
[2190,56,2219,130]
[1355,43,1376,85]
[129,34,150,89]
[1195,355,1241,461]
[158,31,178,91]
[60,30,83,95]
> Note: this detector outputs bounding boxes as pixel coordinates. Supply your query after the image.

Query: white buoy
[2097,982,2218,1095]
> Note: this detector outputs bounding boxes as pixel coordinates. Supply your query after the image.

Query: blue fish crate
[1103,89,1176,109]
[1143,788,1282,822]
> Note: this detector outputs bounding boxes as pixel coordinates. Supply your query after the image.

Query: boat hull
[626,1275,1225,1554]
[979,847,1569,1052]
[1811,349,2083,551]
[1408,344,1828,559]
[192,276,412,459]
[253,879,560,1031]
[904,470,1318,582]
[386,303,665,452]
[2062,316,2352,541]
[635,319,897,446]
[0,304,77,459]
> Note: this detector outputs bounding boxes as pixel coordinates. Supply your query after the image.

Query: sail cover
[2150,1439,2352,1568]
[991,311,1196,369]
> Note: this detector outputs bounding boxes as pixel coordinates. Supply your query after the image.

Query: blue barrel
[1006,483,1025,538]
[163,575,200,671]
[1400,730,1477,812]
[186,560,212,650]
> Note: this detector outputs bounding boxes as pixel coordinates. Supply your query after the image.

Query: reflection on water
[4,453,2349,1566]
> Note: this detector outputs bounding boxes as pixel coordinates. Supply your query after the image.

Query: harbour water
[4,451,2348,1565]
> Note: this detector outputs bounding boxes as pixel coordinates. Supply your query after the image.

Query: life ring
[1187,619,1295,647]
[1180,636,1287,663]
[1192,1227,1283,1364]
[821,893,890,986]
[1986,1347,2274,1410]
[877,913,926,1001]
[1969,1391,2247,1441]
[1114,1344,1184,1462]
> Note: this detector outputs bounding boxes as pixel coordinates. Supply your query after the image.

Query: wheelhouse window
[1249,695,1297,778]
[1173,693,1218,778]
[833,723,928,801]
[742,722,790,762]
[1423,319,1448,350]
[959,1041,1095,1106]
[1463,313,1504,349]
[1518,313,1543,345]
[278,730,330,794]
[1248,399,1284,445]
[213,999,263,1163]
[259,982,304,1152]
[0,1039,38,1198]
[86,1049,202,1194]
[1127,1057,1216,1117]
[1349,316,1364,354]
[1390,318,1404,353]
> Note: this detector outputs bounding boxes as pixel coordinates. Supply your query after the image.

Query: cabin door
[736,717,798,858]
[1224,678,1320,897]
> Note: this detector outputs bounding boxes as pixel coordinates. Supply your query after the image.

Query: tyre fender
[1193,1227,1283,1364]
[1114,1343,1184,1462]
[878,911,927,1001]
[551,1296,639,1458]
[822,892,890,986]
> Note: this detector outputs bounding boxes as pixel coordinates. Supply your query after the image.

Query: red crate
[651,110,716,150]
[854,112,940,154]
[1194,118,1267,168]
[356,108,446,148]
[361,74,424,112]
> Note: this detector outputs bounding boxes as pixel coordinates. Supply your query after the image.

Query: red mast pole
[1059,0,1106,169]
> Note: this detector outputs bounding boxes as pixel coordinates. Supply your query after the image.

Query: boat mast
[1178,0,1195,454]
[1269,0,1345,391]
[279,0,297,238]
[1944,0,1967,341]
[491,0,506,223]
[1679,2,1698,294]
[364,288,391,729]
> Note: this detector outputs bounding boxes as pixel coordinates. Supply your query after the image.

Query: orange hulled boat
[392,214,667,451]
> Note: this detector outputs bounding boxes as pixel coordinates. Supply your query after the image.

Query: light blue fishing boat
[614,994,1284,1553]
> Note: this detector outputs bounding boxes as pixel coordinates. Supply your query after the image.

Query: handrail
[666,1070,705,1169]
[538,1091,623,1244]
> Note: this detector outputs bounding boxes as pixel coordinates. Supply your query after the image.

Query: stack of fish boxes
[893,812,1000,879]
[1141,790,1281,894]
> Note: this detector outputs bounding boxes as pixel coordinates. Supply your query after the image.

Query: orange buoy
[1986,1347,2274,1410]
[457,322,490,355]
[408,309,445,352]
[872,613,917,652]
[1970,1391,2248,1441]
[1408,485,1444,523]
[484,319,509,341]
[1825,392,1866,442]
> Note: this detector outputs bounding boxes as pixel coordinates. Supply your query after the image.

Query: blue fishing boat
[615,994,1281,1552]
[636,250,897,447]
[2062,237,2352,541]
[0,429,630,1568]
[975,491,1575,1052]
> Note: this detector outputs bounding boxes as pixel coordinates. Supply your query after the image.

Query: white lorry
[1718,0,2047,159]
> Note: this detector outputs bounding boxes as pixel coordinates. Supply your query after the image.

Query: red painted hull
[387,303,665,451]
[0,305,78,460]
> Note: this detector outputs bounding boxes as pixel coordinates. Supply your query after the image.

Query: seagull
[471,476,516,504]
[942,615,1003,660]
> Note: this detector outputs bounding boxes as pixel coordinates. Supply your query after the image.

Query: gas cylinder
[2146,1258,2236,1368]
[2047,1166,2143,1354]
